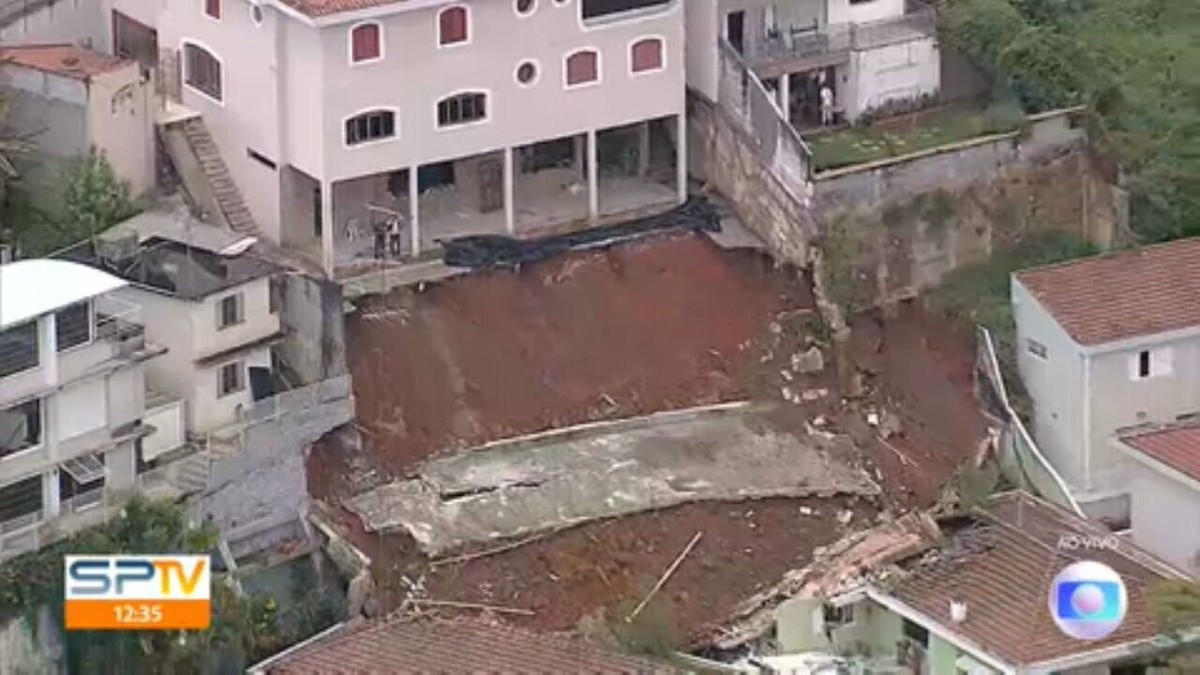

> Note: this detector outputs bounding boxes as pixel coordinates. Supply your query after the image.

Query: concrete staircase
[173,451,212,495]
[159,115,257,235]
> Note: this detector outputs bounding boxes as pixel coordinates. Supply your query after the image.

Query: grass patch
[809,100,1026,172]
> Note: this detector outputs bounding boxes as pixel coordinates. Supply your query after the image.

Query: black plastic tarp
[442,197,721,269]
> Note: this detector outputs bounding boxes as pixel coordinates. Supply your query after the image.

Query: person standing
[373,218,387,260]
[820,84,835,127]
[387,216,404,258]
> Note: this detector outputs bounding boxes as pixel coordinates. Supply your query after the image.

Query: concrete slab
[347,404,878,556]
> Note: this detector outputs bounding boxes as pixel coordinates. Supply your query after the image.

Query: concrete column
[587,129,599,222]
[503,146,515,234]
[408,167,421,256]
[319,180,335,278]
[637,122,651,177]
[779,72,791,125]
[43,470,60,519]
[573,135,586,180]
[37,314,57,387]
[676,112,688,204]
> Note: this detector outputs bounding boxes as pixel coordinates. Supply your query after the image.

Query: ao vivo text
[64,555,211,630]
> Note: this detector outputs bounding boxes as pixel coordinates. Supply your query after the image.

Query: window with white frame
[630,37,664,73]
[350,22,382,63]
[581,0,670,21]
[183,43,222,101]
[437,92,487,127]
[345,109,396,145]
[216,293,244,330]
[565,49,599,87]
[1130,346,1173,380]
[204,0,221,20]
[438,5,469,46]
[218,360,245,397]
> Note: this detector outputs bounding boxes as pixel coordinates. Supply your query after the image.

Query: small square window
[205,0,221,20]
[217,293,244,329]
[1027,338,1048,360]
[218,361,245,397]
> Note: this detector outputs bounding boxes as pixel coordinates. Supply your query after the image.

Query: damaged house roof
[252,616,676,674]
[881,492,1189,670]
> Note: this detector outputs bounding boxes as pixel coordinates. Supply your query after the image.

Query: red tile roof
[0,44,130,81]
[1014,237,1200,346]
[276,0,412,18]
[1120,424,1200,483]
[887,492,1186,669]
[262,617,676,674]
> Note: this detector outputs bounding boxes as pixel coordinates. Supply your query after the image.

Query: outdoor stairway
[173,451,212,494]
[180,118,257,234]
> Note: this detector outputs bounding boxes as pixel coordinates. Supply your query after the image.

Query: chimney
[950,600,968,624]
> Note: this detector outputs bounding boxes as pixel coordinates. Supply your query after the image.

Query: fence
[975,326,1082,515]
[717,38,813,193]
[752,3,936,63]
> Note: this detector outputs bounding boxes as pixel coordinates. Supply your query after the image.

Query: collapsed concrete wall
[811,109,1123,310]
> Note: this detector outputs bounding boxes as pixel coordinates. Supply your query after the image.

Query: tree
[1147,579,1200,673]
[0,94,35,249]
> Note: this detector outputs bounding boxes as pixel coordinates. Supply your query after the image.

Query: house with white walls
[61,0,687,279]
[686,0,939,127]
[0,259,184,560]
[1013,237,1200,566]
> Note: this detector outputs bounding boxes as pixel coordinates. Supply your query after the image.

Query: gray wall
[1128,460,1200,575]
[0,0,107,48]
[276,273,349,386]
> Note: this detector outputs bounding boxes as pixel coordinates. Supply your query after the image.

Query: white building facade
[0,260,176,560]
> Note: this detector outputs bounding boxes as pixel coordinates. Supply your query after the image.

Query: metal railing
[717,38,813,190]
[0,510,40,536]
[749,4,936,64]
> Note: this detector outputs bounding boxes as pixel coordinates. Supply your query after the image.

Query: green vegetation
[1147,580,1200,672]
[0,499,338,674]
[808,100,1026,172]
[1,150,140,257]
[939,0,1200,243]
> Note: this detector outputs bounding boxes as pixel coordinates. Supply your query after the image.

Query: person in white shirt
[820,85,835,126]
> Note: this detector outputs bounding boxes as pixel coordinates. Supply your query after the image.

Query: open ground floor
[279,115,687,278]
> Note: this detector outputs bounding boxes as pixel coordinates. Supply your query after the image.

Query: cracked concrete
[347,403,879,556]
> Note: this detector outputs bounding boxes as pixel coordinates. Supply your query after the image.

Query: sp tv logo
[65,555,211,630]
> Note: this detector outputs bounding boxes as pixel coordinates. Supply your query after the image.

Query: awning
[61,453,106,484]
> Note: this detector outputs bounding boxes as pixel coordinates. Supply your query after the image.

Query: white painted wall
[158,0,286,239]
[686,0,720,101]
[192,277,279,362]
[314,0,686,181]
[87,64,156,197]
[192,346,271,431]
[55,378,106,441]
[1127,460,1200,576]
[827,0,905,26]
[115,287,195,399]
[847,37,939,119]
[142,400,185,460]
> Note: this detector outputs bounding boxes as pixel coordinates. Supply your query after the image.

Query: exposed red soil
[308,231,991,639]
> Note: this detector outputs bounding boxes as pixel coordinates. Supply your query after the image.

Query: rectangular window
[205,0,221,19]
[56,301,91,352]
[216,293,244,330]
[437,93,487,127]
[902,618,929,648]
[823,604,854,626]
[0,399,43,458]
[581,0,671,20]
[218,360,245,397]
[351,23,382,62]
[0,321,39,379]
[1131,347,1173,380]
[1027,338,1048,360]
[268,277,280,315]
[566,51,600,86]
[183,43,222,101]
[0,476,42,528]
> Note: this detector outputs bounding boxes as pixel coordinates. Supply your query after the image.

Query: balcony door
[726,10,745,54]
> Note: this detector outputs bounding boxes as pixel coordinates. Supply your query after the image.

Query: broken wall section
[813,108,1125,311]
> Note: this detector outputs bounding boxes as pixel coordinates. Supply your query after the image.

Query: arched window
[345,109,396,145]
[350,22,382,63]
[565,49,599,87]
[438,6,469,46]
[437,92,487,127]
[630,37,664,73]
[183,42,222,102]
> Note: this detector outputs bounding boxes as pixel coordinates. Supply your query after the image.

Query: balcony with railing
[742,3,937,78]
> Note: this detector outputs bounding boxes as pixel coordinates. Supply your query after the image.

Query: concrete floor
[332,168,678,269]
[346,403,878,556]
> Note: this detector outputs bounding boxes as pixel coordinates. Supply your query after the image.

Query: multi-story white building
[0,259,179,559]
[87,0,689,277]
[686,0,940,126]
